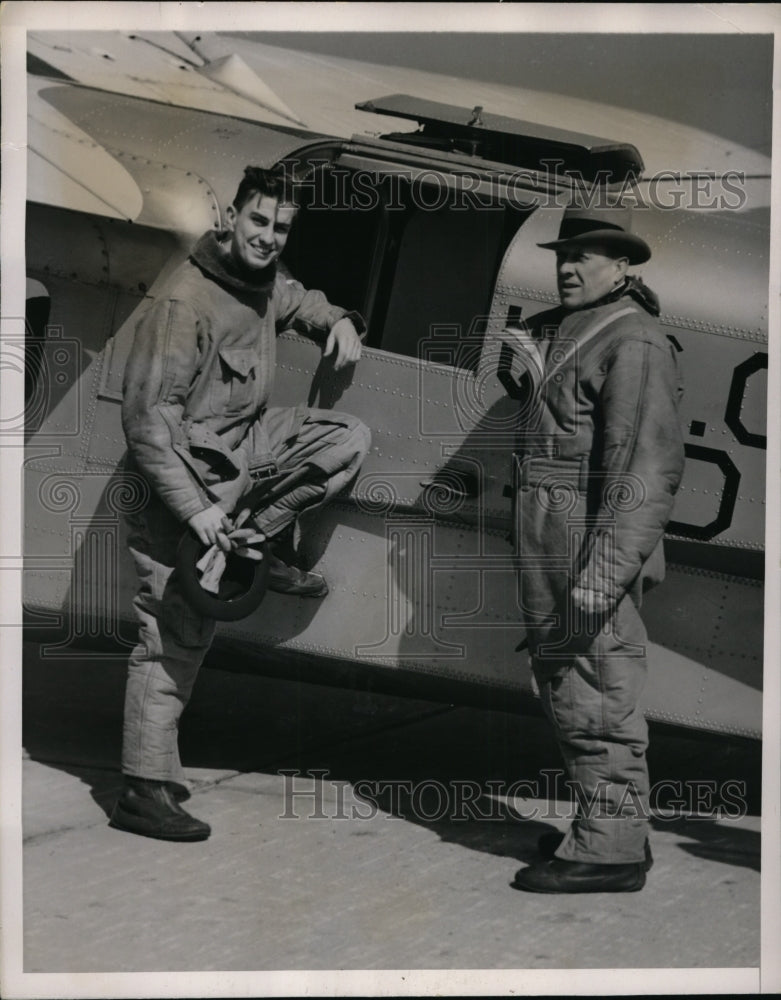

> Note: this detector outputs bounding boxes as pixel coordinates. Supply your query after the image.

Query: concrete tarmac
[19,641,761,973]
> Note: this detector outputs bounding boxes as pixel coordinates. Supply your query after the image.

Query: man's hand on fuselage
[323,317,362,370]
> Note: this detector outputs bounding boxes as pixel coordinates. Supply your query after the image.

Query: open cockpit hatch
[355,94,645,184]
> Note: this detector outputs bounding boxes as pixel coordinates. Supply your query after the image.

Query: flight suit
[514,282,684,864]
[120,230,371,782]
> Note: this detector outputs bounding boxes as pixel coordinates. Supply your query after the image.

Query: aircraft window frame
[282,162,535,373]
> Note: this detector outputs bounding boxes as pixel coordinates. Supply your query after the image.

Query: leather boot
[268,553,329,597]
[513,858,646,894]
[267,526,328,597]
[538,830,654,871]
[109,776,211,842]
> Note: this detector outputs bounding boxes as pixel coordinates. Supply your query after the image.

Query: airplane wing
[27,30,771,182]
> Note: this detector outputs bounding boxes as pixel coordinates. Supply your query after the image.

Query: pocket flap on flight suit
[218,347,257,379]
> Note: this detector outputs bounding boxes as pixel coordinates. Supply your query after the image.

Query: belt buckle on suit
[250,463,278,484]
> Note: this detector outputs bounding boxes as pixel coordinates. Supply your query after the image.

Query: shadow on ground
[22,641,761,873]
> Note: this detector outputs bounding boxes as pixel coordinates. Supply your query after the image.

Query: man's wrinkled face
[555,245,628,309]
[225,193,296,272]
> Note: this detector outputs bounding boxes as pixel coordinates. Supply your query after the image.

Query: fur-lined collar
[190,230,277,294]
[594,276,660,316]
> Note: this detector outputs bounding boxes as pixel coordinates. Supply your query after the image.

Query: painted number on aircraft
[725,352,767,449]
[667,444,741,542]
[668,353,766,541]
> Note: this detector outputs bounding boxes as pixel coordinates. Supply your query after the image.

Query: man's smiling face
[225,193,297,272]
[555,245,628,309]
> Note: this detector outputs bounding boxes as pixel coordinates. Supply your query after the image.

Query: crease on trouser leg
[122,651,208,782]
[122,532,216,783]
[251,411,371,538]
[253,478,328,539]
[533,592,650,865]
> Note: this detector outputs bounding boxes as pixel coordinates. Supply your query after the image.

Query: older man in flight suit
[511,205,685,893]
[110,166,371,842]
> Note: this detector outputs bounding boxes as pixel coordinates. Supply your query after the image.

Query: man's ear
[615,257,630,281]
[224,203,237,231]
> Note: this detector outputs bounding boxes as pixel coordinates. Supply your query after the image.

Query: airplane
[18,30,768,741]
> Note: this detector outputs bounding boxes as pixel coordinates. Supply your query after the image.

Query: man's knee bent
[333,413,372,465]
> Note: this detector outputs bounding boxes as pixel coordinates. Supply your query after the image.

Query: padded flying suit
[514,283,685,863]
[120,232,371,781]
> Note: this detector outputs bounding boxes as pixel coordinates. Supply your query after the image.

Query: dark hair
[232,166,299,211]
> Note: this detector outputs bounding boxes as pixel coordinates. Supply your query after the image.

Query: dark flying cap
[177,532,270,622]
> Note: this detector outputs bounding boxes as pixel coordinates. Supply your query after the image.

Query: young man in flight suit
[110,166,371,842]
[511,205,685,893]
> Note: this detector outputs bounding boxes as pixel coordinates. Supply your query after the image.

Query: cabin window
[283,165,532,371]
